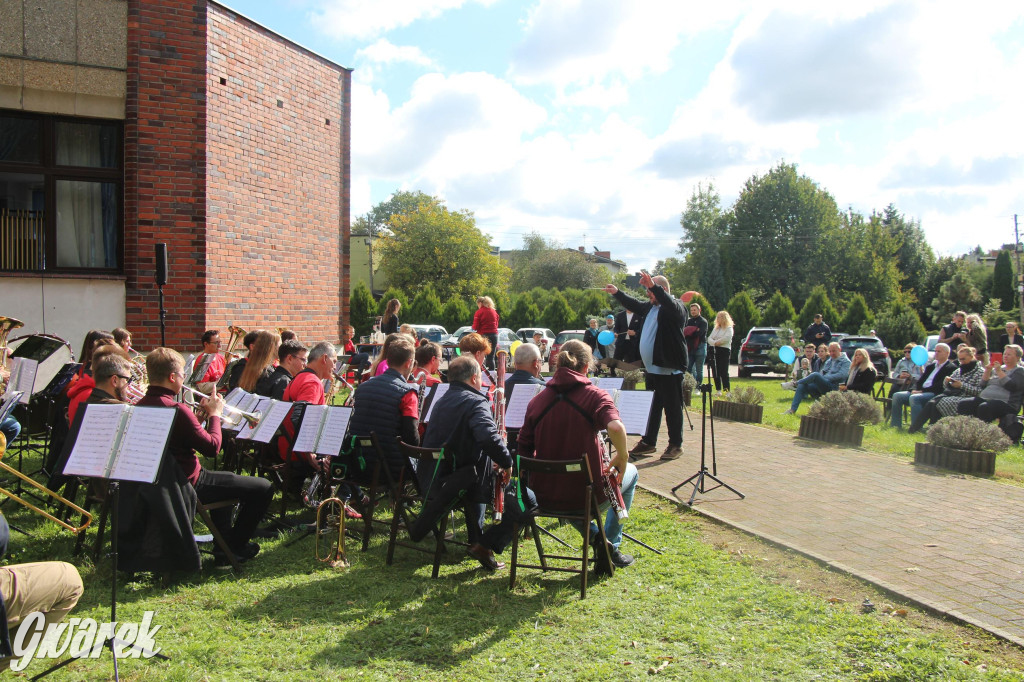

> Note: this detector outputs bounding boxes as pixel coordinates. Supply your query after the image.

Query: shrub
[724,386,765,406]
[806,391,881,425]
[681,372,698,392]
[926,416,1012,453]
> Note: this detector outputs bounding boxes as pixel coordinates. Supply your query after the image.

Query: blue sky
[223,0,1024,272]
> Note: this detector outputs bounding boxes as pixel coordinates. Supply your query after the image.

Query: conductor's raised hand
[603,284,618,295]
[639,270,655,289]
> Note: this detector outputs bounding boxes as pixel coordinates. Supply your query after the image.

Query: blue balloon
[910,345,928,366]
[597,330,615,346]
[778,345,796,364]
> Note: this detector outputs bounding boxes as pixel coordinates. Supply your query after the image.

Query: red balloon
[681,290,699,303]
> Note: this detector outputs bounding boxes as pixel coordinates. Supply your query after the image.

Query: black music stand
[672,368,744,506]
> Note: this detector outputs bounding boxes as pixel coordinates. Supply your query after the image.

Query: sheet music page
[315,406,352,456]
[292,404,327,453]
[0,392,23,422]
[64,403,125,478]
[614,390,655,435]
[250,400,293,443]
[9,357,37,403]
[423,383,451,423]
[505,384,544,429]
[223,387,248,408]
[236,397,272,439]
[111,406,175,483]
[591,376,624,393]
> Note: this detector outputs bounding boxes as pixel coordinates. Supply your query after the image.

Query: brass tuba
[224,324,246,362]
[0,317,24,392]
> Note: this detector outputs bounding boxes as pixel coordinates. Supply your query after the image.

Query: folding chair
[339,434,393,551]
[509,455,613,599]
[872,378,892,418]
[195,497,243,573]
[391,439,472,578]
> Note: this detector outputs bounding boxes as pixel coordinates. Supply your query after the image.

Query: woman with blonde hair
[840,347,877,394]
[966,313,988,365]
[707,310,734,395]
[240,330,281,395]
[472,296,500,371]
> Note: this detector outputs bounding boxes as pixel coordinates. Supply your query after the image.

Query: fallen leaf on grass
[892,609,908,617]
[648,660,670,674]
[631,641,639,648]
[827,597,845,603]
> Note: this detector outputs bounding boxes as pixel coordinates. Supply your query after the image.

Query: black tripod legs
[672,468,745,506]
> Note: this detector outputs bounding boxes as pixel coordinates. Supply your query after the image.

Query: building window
[0,112,122,273]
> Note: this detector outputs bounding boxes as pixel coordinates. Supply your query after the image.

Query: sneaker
[660,445,683,461]
[467,543,505,571]
[783,409,796,415]
[780,381,796,390]
[628,441,657,458]
[608,545,635,568]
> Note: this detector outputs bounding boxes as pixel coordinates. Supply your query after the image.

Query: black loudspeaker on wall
[155,243,168,286]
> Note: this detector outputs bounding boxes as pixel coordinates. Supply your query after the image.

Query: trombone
[180,384,262,428]
[0,433,92,534]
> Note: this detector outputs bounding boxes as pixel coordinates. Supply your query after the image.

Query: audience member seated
[889,343,955,430]
[813,344,828,373]
[781,342,851,415]
[907,345,984,434]
[841,348,877,394]
[889,343,923,396]
[956,344,1024,431]
[340,325,370,374]
[788,343,817,385]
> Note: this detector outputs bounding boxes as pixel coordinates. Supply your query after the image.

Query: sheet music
[236,397,272,439]
[423,383,451,423]
[7,357,37,403]
[64,404,125,478]
[111,406,175,482]
[248,400,293,443]
[613,390,654,435]
[315,406,352,456]
[591,376,624,393]
[222,388,257,432]
[0,392,22,422]
[224,387,248,408]
[505,383,544,429]
[292,404,327,453]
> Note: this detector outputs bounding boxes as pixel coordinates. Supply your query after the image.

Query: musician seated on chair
[68,341,131,423]
[412,342,442,388]
[87,354,136,405]
[111,326,135,356]
[238,330,281,397]
[279,341,338,477]
[341,325,370,374]
[192,329,227,393]
[227,330,260,390]
[348,337,421,481]
[478,340,637,574]
[139,348,273,564]
[0,514,84,671]
[421,356,512,571]
[504,342,545,399]
[265,339,307,400]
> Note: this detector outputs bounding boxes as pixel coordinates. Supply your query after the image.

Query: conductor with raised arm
[604,272,688,461]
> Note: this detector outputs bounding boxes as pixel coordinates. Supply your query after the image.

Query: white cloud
[354,38,436,68]
[310,0,495,40]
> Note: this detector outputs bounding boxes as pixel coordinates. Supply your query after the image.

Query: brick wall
[206,3,350,343]
[124,0,208,350]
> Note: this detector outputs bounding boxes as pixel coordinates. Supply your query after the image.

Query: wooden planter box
[713,400,763,424]
[798,415,864,447]
[914,442,996,475]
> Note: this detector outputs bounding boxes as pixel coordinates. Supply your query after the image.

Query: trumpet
[0,433,92,533]
[180,384,262,427]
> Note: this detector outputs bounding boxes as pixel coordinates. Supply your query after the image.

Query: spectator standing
[938,311,967,351]
[996,322,1024,356]
[684,303,709,384]
[707,310,734,394]
[965,313,988,365]
[472,296,500,371]
[803,314,832,346]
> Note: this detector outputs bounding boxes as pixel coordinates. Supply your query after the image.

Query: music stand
[672,368,744,506]
[35,404,175,681]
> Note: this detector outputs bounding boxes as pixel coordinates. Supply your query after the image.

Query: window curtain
[55,124,117,268]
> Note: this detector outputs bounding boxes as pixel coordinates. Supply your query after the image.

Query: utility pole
[364,238,374,296]
[1016,214,1023,326]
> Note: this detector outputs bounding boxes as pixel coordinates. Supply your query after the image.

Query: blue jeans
[0,416,20,446]
[688,345,707,384]
[578,462,638,548]
[889,391,936,428]
[790,373,836,413]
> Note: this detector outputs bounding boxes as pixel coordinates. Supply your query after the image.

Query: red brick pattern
[206,3,350,342]
[125,0,209,350]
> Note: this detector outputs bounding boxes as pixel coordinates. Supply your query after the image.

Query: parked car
[516,327,556,359]
[839,335,891,376]
[737,327,783,377]
[829,332,848,345]
[443,326,519,368]
[549,329,586,369]
[925,334,939,361]
[407,324,449,344]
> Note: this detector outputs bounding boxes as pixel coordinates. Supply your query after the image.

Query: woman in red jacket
[472,296,500,371]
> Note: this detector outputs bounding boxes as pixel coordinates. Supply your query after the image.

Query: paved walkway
[634,412,1024,647]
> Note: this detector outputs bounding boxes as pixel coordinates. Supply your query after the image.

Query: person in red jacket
[278,341,337,473]
[472,296,500,371]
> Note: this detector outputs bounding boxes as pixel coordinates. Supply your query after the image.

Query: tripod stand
[672,367,744,506]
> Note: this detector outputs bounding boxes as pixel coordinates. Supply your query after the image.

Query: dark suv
[839,335,891,376]
[737,327,782,377]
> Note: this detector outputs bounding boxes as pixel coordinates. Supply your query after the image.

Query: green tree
[678,182,725,293]
[353,189,434,237]
[840,294,874,334]
[725,290,760,354]
[797,285,840,335]
[882,203,933,304]
[506,294,540,332]
[572,290,609,328]
[928,268,983,328]
[761,291,796,327]
[873,302,926,350]
[509,233,604,292]
[348,282,377,338]
[919,256,963,325]
[440,297,471,334]
[826,211,903,312]
[541,291,575,333]
[378,200,509,301]
[377,287,409,319]
[653,256,694,291]
[408,284,442,325]
[528,286,555,314]
[698,238,728,310]
[721,163,842,303]
[991,250,1015,312]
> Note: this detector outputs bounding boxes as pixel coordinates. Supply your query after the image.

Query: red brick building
[0,0,351,353]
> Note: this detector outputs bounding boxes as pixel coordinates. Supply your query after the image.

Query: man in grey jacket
[783,342,852,415]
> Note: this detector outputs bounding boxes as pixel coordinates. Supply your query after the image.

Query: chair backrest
[516,455,596,513]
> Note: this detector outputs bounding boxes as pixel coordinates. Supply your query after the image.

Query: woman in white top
[707,310,735,394]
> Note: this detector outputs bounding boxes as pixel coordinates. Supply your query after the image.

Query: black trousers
[195,468,274,552]
[643,372,684,447]
[483,333,499,371]
[710,346,731,391]
[957,397,1017,423]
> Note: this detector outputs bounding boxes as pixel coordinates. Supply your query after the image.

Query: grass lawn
[4,473,1024,680]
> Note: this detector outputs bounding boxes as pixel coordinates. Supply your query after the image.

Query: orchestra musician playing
[504,342,544,398]
[238,330,281,396]
[85,354,136,406]
[479,340,637,574]
[227,330,260,390]
[348,337,420,480]
[412,342,442,388]
[266,339,307,400]
[459,333,495,393]
[421,356,512,571]
[112,327,133,355]
[67,341,132,424]
[279,341,338,478]
[138,348,273,564]
[192,329,227,393]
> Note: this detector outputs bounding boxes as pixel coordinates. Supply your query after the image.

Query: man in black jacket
[803,314,832,346]
[889,343,956,429]
[421,356,512,570]
[605,271,688,461]
[613,307,643,363]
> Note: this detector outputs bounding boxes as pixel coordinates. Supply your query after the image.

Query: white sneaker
[781,381,796,390]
